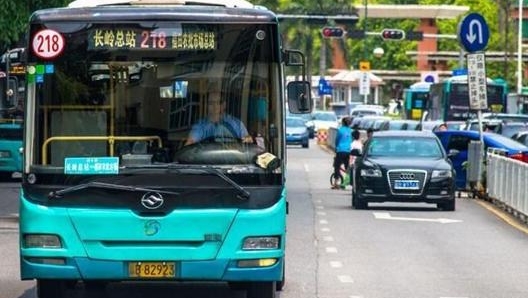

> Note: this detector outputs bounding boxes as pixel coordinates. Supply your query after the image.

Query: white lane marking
[373,212,463,224]
[323,235,334,242]
[316,205,325,209]
[329,261,343,268]
[316,211,327,216]
[304,163,310,172]
[325,247,337,253]
[337,275,354,283]
[315,199,322,204]
[319,219,328,224]
[321,227,330,232]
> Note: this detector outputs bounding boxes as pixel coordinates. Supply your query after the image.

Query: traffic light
[406,31,424,41]
[321,27,345,39]
[380,29,405,41]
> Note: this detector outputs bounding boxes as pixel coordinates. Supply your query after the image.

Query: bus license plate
[128,262,176,278]
[394,180,419,190]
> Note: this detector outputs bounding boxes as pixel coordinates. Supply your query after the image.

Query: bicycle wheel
[330,173,343,188]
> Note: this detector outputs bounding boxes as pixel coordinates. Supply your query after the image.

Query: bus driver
[185,81,252,145]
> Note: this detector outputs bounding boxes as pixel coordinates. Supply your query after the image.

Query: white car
[307,111,338,132]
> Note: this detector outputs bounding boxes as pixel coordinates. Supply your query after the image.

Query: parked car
[493,121,528,138]
[288,111,314,138]
[378,119,421,131]
[351,130,456,211]
[435,130,528,189]
[286,116,309,148]
[307,110,338,133]
[512,130,528,146]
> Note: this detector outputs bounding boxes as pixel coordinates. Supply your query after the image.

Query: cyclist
[332,117,352,189]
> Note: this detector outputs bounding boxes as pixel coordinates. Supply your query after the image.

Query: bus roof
[68,0,256,9]
[408,81,432,90]
[443,75,495,84]
[32,0,275,23]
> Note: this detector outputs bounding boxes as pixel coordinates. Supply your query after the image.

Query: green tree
[0,0,71,52]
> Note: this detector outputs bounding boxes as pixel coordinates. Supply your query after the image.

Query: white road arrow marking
[465,19,483,44]
[373,212,462,224]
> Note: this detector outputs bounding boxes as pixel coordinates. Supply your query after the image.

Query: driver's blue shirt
[188,115,249,143]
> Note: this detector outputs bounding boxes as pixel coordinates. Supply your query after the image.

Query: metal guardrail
[486,153,528,221]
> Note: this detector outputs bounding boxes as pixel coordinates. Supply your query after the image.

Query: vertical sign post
[457,12,490,182]
[359,71,370,104]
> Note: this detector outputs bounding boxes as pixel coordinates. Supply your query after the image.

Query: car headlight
[432,170,452,178]
[360,169,382,177]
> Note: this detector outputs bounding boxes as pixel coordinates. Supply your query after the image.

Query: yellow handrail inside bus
[42,135,163,165]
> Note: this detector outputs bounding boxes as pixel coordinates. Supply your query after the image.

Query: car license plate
[128,262,176,278]
[394,180,419,190]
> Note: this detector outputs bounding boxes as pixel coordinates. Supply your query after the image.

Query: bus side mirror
[287,81,312,113]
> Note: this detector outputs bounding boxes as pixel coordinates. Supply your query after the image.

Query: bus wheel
[246,282,276,298]
[276,263,285,291]
[37,279,66,298]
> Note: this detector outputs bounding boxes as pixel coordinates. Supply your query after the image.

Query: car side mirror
[447,149,459,157]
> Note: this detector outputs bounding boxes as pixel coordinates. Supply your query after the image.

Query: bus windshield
[27,21,283,174]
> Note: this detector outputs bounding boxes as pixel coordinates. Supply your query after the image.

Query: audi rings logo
[399,173,415,180]
[141,192,164,209]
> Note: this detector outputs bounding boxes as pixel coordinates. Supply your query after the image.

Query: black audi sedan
[351,130,456,211]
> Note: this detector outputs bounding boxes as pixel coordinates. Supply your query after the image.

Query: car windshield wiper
[48,181,180,199]
[165,164,250,201]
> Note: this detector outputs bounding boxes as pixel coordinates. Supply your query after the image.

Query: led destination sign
[88,27,216,51]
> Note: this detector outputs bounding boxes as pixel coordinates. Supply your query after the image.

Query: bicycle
[330,164,350,189]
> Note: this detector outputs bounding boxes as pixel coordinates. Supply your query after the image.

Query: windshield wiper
[48,181,180,199]
[166,164,250,201]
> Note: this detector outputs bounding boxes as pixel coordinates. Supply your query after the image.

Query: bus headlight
[242,236,280,250]
[23,234,62,248]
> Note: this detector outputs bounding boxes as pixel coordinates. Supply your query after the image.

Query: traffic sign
[457,13,489,52]
[359,61,370,71]
[359,72,370,96]
[466,53,487,110]
[318,77,332,96]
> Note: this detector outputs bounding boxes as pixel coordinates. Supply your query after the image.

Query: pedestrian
[332,117,352,189]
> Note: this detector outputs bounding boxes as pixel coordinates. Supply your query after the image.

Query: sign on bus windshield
[88,25,217,51]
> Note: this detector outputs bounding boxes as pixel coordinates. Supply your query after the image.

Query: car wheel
[302,141,309,148]
[352,190,367,209]
[439,200,456,211]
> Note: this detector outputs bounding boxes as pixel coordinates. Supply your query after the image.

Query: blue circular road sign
[457,13,489,52]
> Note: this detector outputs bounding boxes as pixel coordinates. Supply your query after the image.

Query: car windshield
[287,117,306,127]
[499,124,528,138]
[313,112,336,121]
[367,137,443,158]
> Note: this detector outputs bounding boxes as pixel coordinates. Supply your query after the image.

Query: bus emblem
[141,192,164,209]
[144,220,161,236]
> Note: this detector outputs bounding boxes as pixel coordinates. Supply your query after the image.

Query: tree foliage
[0,0,71,52]
[257,0,517,88]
